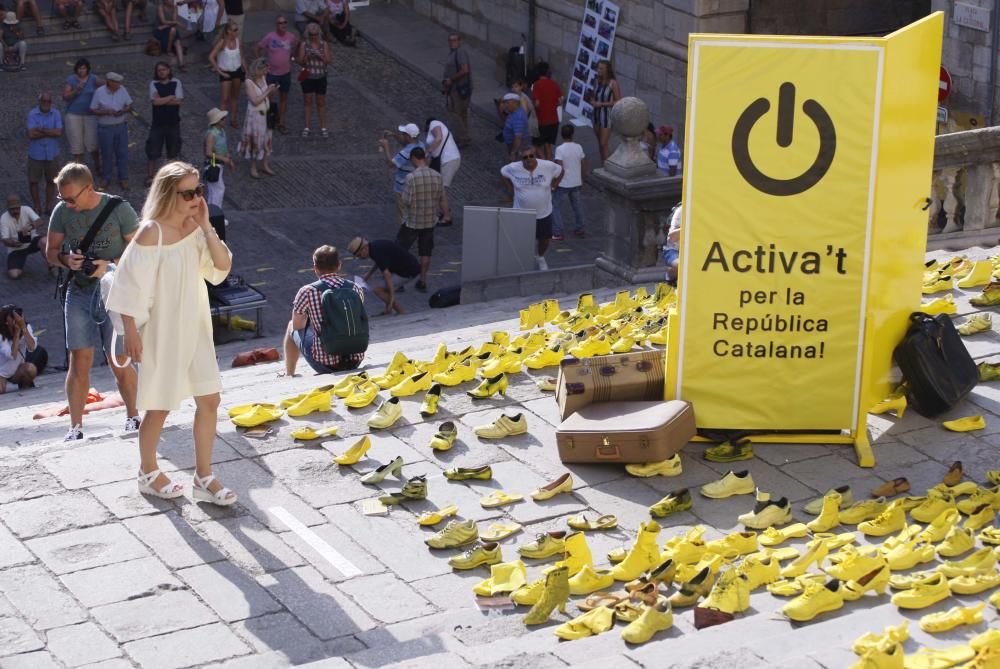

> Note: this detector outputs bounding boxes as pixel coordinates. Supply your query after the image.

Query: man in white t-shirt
[500,147,563,271]
[663,203,682,283]
[552,123,587,240]
[424,117,459,225]
[0,194,47,279]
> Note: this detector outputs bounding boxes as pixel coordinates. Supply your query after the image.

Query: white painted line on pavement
[270,506,363,578]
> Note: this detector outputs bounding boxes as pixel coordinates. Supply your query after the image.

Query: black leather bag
[266,100,278,130]
[893,312,978,417]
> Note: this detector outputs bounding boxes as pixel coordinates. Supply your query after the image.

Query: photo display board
[564,0,620,121]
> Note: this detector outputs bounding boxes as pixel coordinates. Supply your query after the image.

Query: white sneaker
[535,256,549,271]
[63,425,84,442]
[124,416,141,433]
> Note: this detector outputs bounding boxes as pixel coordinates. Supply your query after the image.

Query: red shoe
[232,348,281,367]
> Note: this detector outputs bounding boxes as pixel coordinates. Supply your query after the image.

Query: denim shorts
[662,248,679,266]
[65,281,123,354]
[292,327,333,374]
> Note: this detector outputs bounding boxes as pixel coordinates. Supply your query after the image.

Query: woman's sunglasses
[177,184,205,201]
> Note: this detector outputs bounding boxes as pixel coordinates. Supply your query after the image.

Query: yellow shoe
[556,531,593,577]
[569,334,612,358]
[518,531,567,559]
[416,504,458,526]
[227,314,257,331]
[669,565,716,608]
[389,371,433,397]
[535,376,557,391]
[568,564,616,595]
[480,349,524,378]
[965,504,996,531]
[958,487,997,514]
[511,577,546,606]
[889,568,940,591]
[372,363,415,391]
[523,565,570,626]
[448,542,502,570]
[783,579,845,621]
[333,372,368,398]
[467,373,508,399]
[290,425,338,441]
[767,574,827,597]
[371,352,410,383]
[980,527,1000,546]
[611,521,661,581]
[780,539,828,578]
[859,500,906,536]
[426,519,480,549]
[806,490,843,533]
[473,413,527,439]
[675,553,725,584]
[942,414,987,431]
[885,539,936,571]
[890,572,951,609]
[705,531,758,560]
[825,549,885,582]
[554,605,615,640]
[661,527,709,565]
[759,523,809,547]
[367,397,402,429]
[849,642,905,669]
[902,646,976,669]
[473,559,527,597]
[443,465,492,481]
[950,257,975,280]
[881,523,921,551]
[231,405,284,427]
[610,335,637,353]
[531,473,573,501]
[813,531,857,552]
[920,295,957,315]
[923,275,954,294]
[344,380,379,408]
[523,345,564,369]
[480,522,522,542]
[699,470,755,499]
[917,508,961,543]
[480,491,524,509]
[971,628,1000,651]
[948,569,1000,595]
[696,570,751,626]
[626,455,682,478]
[286,390,332,417]
[228,402,279,417]
[868,394,907,418]
[621,598,673,644]
[911,491,957,523]
[738,495,792,530]
[736,554,781,590]
[432,359,478,386]
[840,497,889,524]
[842,563,890,601]
[333,436,371,465]
[958,260,994,288]
[853,621,909,655]
[419,384,442,417]
[429,421,458,451]
[971,281,1000,306]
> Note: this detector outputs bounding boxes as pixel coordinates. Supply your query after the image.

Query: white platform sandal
[137,468,185,499]
[192,473,238,506]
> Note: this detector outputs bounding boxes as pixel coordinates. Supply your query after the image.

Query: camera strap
[58,195,123,296]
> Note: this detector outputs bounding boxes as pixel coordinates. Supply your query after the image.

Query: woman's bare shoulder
[134,221,162,247]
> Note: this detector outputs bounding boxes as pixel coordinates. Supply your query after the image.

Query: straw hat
[206,108,229,126]
[346,237,365,256]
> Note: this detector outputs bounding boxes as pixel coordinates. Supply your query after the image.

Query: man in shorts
[347,236,420,316]
[397,146,446,293]
[26,92,62,215]
[255,15,297,134]
[501,147,563,271]
[1,194,48,279]
[45,163,140,441]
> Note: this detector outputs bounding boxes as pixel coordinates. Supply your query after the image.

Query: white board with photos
[564,0,620,121]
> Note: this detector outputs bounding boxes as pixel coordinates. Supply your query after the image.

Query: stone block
[0,491,111,540]
[259,447,382,509]
[177,562,283,622]
[573,477,669,531]
[123,623,251,669]
[338,573,437,624]
[124,512,226,569]
[154,427,243,470]
[60,556,181,608]
[209,458,326,532]
[0,617,43,657]
[232,613,364,665]
[0,522,33,569]
[278,520,386,583]
[258,565,376,639]
[46,622,122,667]
[0,564,87,632]
[26,523,150,575]
[196,515,307,576]
[41,440,177,490]
[0,651,60,668]
[974,65,990,83]
[0,457,63,505]
[972,45,991,69]
[88,479,176,519]
[93,590,218,643]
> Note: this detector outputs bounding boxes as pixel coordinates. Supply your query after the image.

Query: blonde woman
[239,58,276,178]
[296,22,331,138]
[208,21,245,127]
[106,161,234,505]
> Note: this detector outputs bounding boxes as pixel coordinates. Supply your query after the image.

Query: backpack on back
[893,312,978,417]
[313,279,369,356]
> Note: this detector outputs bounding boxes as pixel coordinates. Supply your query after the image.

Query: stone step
[20,31,198,64]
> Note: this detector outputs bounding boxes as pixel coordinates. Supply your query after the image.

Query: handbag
[101,221,163,368]
[266,100,278,129]
[893,312,978,417]
[204,155,220,183]
[429,128,450,172]
[56,196,123,301]
[298,66,308,82]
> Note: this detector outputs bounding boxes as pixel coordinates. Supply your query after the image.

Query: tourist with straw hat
[204,107,234,208]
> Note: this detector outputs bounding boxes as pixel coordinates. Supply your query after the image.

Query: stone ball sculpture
[611,96,650,139]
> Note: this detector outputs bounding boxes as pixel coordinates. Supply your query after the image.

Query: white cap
[502,92,521,102]
[106,72,125,82]
[397,123,420,137]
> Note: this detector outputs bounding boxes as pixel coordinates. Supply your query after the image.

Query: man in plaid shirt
[396,146,447,293]
[283,245,365,376]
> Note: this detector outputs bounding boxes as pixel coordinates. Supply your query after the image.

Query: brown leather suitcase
[555,350,665,421]
[556,400,695,464]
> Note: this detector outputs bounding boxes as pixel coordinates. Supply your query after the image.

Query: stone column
[590,97,682,283]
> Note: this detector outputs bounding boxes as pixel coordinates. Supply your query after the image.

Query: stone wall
[934,0,998,124]
[749,0,930,35]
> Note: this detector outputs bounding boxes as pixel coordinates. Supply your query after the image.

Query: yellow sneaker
[948,569,1000,595]
[473,413,527,439]
[425,519,479,549]
[885,539,935,571]
[890,572,950,609]
[958,314,993,337]
[825,549,885,582]
[333,372,368,398]
[922,275,954,294]
[917,508,960,543]
[568,564,615,595]
[839,497,888,524]
[759,523,809,547]
[523,342,565,369]
[429,421,458,451]
[970,628,1000,651]
[286,390,332,417]
[661,526,708,565]
[473,560,527,597]
[920,295,957,315]
[625,455,682,478]
[738,495,792,530]
[620,598,673,644]
[610,335,637,353]
[333,436,371,465]
[783,579,845,621]
[480,349,524,378]
[849,642,905,669]
[965,504,996,531]
[970,281,1000,306]
[518,531,567,559]
[367,397,403,429]
[958,487,998,514]
[939,547,997,578]
[767,574,827,597]
[736,554,781,590]
[432,359,478,386]
[344,380,379,408]
[448,542,502,570]
[705,531,758,559]
[852,621,909,655]
[858,500,906,536]
[699,470,755,498]
[889,568,939,591]
[696,570,751,625]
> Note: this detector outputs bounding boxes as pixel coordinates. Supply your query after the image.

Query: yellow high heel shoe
[333,436,371,465]
[467,373,508,399]
[523,565,570,625]
[868,394,906,418]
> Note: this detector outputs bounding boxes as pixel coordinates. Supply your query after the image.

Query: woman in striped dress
[588,59,621,162]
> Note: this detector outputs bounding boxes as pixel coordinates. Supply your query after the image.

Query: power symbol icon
[731,82,837,196]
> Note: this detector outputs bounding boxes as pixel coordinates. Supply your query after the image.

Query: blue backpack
[312,279,369,356]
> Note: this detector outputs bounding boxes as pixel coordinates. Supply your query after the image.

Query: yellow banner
[676,40,884,430]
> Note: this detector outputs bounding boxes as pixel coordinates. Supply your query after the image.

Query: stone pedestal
[590,96,683,283]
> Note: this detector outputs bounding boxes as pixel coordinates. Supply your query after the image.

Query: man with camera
[45,162,141,442]
[441,33,471,147]
[1,194,48,279]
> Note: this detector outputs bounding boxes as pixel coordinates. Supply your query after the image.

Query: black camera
[81,254,98,277]
[13,307,22,316]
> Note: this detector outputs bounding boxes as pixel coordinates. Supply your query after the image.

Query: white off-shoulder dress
[106,224,231,411]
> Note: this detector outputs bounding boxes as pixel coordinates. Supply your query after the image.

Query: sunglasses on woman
[177,184,205,201]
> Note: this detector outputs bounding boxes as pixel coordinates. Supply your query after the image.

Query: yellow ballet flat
[920,602,986,633]
[333,436,371,465]
[291,426,338,441]
[429,421,458,451]
[480,491,524,509]
[228,402,279,418]
[333,373,368,398]
[416,504,459,526]
[473,560,527,597]
[481,522,523,542]
[286,390,332,417]
[942,415,986,432]
[231,405,284,427]
[530,473,573,501]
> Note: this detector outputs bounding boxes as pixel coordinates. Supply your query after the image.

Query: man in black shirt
[347,236,418,316]
[223,0,244,31]
[145,62,183,185]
